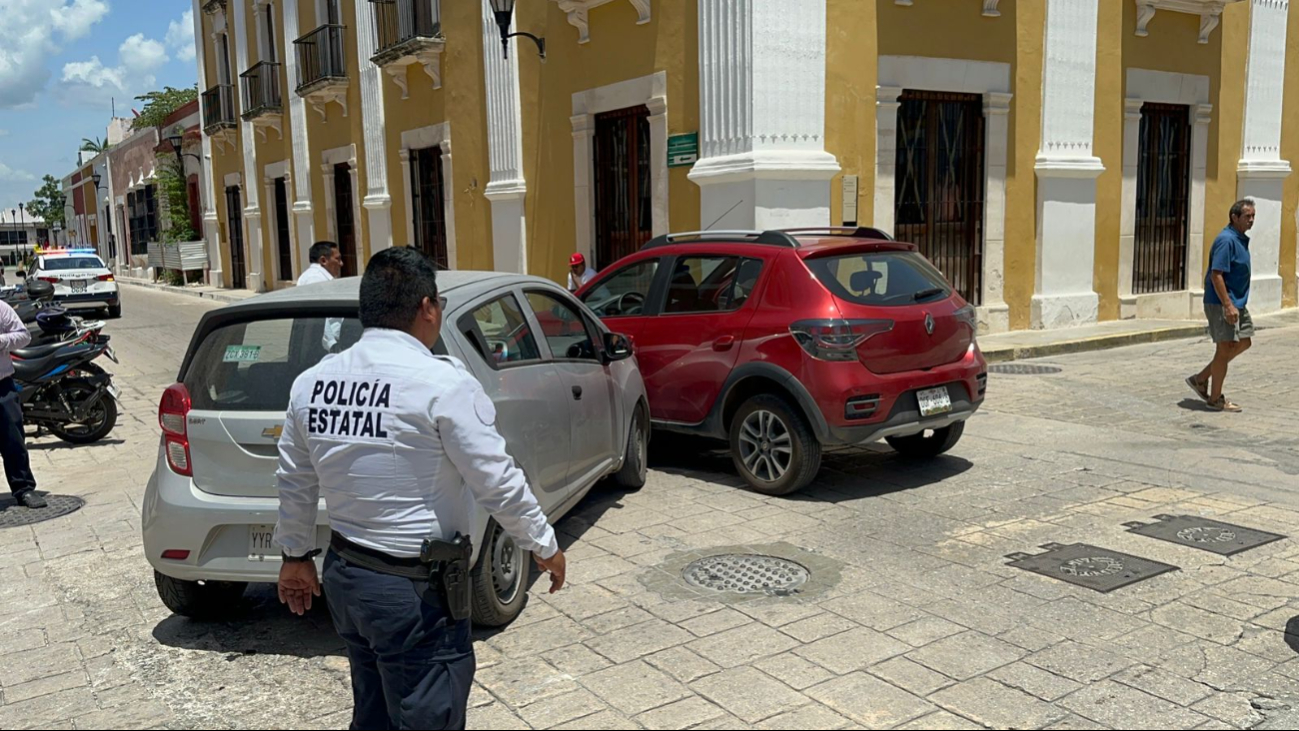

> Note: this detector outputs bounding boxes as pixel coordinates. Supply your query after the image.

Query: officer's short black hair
[310,241,339,264]
[360,246,439,330]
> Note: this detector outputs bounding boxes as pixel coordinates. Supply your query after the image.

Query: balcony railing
[201,84,236,133]
[294,24,348,94]
[372,0,442,61]
[240,61,283,119]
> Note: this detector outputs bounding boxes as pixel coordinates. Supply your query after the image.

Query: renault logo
[924,313,935,336]
[263,425,284,440]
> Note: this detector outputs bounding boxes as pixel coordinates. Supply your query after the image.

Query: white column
[283,0,316,270]
[232,0,265,291]
[193,0,224,286]
[689,0,840,230]
[982,92,1012,333]
[355,0,393,255]
[1118,99,1142,318]
[481,0,527,273]
[1237,0,1290,314]
[1031,0,1104,330]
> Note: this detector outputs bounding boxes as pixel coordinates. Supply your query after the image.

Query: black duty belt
[330,531,438,581]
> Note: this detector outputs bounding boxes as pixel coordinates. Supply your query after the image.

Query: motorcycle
[9,322,120,444]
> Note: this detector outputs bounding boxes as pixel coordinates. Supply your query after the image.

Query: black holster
[421,533,473,621]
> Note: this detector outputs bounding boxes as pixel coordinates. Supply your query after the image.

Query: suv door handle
[572,385,583,400]
[713,335,736,351]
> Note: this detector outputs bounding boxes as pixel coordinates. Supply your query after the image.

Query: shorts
[1205,303,1254,343]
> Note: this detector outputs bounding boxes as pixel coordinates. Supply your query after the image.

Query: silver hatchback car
[142,272,650,627]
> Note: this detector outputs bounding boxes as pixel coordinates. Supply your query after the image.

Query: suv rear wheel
[886,421,965,458]
[729,394,821,496]
[154,571,248,619]
[470,520,527,627]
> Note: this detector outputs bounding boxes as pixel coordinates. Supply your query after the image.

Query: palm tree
[80,137,109,154]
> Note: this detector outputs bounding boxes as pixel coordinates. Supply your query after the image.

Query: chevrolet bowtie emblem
[263,425,284,440]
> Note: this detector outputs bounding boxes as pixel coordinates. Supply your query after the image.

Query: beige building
[194,0,1299,332]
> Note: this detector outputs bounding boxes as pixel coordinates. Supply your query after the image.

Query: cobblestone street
[1,286,1297,730]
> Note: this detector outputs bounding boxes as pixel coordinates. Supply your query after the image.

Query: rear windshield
[184,316,366,411]
[43,257,104,271]
[807,251,952,306]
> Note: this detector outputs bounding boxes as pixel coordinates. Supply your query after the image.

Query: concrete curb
[117,277,252,306]
[980,324,1209,364]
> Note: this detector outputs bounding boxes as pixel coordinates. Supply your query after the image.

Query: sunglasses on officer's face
[432,295,447,310]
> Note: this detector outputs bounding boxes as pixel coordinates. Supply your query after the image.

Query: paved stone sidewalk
[0,288,1296,730]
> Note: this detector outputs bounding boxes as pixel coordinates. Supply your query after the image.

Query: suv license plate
[917,386,953,417]
[249,524,278,560]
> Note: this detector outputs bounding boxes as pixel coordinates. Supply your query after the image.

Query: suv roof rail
[642,229,801,250]
[778,226,895,241]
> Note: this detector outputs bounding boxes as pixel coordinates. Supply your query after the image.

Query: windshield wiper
[912,287,946,302]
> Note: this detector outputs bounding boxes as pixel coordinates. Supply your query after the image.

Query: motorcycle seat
[11,342,65,360]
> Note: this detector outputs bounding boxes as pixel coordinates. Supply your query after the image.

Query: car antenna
[703,199,744,231]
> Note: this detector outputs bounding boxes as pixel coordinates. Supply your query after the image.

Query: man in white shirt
[297,242,345,352]
[274,247,566,730]
[1,298,43,508]
[567,252,598,292]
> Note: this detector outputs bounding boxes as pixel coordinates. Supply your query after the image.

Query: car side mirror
[602,332,634,363]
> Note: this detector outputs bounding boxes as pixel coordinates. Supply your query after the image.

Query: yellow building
[193,0,1298,332]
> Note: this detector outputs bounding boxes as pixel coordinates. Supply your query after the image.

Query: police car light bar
[34,246,98,255]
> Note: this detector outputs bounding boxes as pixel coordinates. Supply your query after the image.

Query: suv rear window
[184,316,366,411]
[807,251,952,306]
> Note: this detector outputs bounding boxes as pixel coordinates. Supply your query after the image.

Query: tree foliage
[80,137,109,153]
[131,86,199,131]
[157,158,197,244]
[26,174,66,228]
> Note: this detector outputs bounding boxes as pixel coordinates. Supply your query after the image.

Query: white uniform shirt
[296,264,341,351]
[567,267,598,292]
[273,328,559,560]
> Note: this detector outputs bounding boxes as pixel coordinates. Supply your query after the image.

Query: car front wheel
[729,394,821,496]
[154,571,248,619]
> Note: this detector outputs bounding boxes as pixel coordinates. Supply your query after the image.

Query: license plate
[249,524,278,560]
[917,386,953,417]
[107,383,121,400]
[71,280,87,293]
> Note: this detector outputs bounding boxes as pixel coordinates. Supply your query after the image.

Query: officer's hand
[533,548,567,594]
[278,561,321,616]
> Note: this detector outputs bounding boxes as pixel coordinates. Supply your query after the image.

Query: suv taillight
[790,319,894,361]
[159,383,193,477]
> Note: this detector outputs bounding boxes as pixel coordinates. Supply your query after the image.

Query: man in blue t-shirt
[1186,199,1254,412]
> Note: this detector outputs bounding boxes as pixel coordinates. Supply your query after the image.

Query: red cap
[569,253,585,266]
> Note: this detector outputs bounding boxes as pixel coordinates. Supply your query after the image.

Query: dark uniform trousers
[0,378,38,499]
[323,550,476,730]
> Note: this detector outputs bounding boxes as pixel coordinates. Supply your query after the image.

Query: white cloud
[61,55,125,92]
[59,32,171,107]
[119,33,168,75]
[0,130,9,138]
[0,0,112,109]
[48,0,109,41]
[166,9,196,62]
[0,161,37,183]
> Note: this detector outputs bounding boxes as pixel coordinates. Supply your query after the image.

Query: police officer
[296,241,345,352]
[274,246,567,730]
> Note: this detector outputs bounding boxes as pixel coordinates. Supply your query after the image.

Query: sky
[0,0,199,221]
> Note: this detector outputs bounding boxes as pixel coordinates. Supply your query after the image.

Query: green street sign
[668,132,699,168]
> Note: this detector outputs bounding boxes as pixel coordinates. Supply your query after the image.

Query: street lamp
[488,0,545,60]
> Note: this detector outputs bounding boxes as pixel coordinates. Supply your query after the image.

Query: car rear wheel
[107,303,121,319]
[470,520,527,628]
[154,571,248,620]
[886,421,965,458]
[729,394,821,496]
[612,404,648,491]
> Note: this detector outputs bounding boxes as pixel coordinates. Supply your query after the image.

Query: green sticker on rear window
[223,345,262,363]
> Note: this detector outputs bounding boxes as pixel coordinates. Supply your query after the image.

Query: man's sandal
[1185,376,1210,402]
[1207,396,1242,412]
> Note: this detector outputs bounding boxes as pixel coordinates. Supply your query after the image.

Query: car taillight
[955,304,977,339]
[38,277,59,284]
[790,319,894,361]
[97,274,115,282]
[159,383,193,477]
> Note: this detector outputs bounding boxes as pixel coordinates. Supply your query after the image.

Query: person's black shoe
[17,492,47,509]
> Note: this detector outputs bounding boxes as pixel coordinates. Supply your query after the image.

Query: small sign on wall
[668,133,699,167]
[842,175,859,226]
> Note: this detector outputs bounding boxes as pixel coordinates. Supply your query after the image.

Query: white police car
[33,247,121,318]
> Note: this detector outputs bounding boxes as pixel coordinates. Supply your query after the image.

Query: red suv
[576,228,987,496]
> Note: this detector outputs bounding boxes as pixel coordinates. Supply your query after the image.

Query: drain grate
[989,364,1063,375]
[682,554,810,596]
[0,494,86,528]
[1125,515,1287,556]
[1006,543,1178,593]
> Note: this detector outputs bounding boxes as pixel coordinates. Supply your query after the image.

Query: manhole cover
[1006,543,1178,593]
[989,364,1063,375]
[1125,515,1286,556]
[682,554,810,596]
[0,494,86,528]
